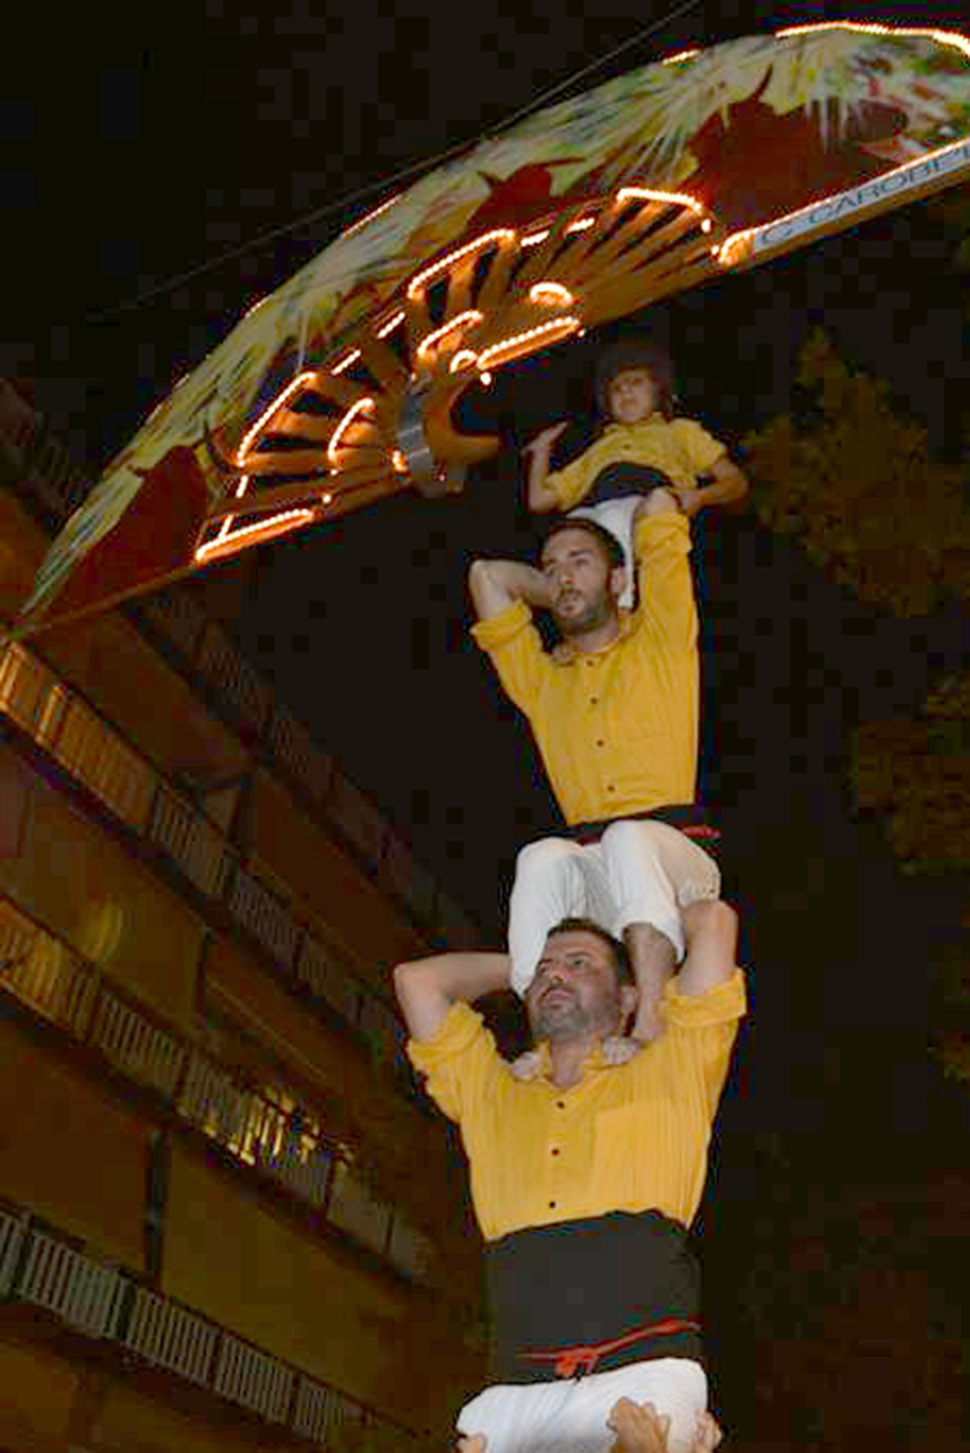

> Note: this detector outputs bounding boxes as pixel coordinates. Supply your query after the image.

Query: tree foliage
[745,330,970,1082]
[930,179,970,282]
[745,330,970,617]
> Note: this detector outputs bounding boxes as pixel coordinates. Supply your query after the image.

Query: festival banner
[16,22,970,638]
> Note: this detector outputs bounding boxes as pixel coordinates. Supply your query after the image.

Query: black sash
[485,1210,703,1383]
[583,463,675,506]
[558,804,721,860]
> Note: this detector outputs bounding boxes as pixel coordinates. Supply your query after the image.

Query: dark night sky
[5,2,968,1444]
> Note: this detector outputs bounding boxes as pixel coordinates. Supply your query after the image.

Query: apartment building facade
[0,380,483,1452]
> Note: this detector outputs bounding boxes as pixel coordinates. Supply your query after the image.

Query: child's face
[607,367,657,425]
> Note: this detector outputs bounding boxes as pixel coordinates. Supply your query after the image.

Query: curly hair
[595,335,677,421]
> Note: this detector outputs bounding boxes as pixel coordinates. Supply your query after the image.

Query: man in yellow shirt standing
[469,488,722,1041]
[394,900,745,1453]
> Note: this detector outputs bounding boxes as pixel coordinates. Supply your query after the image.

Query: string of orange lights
[202,20,970,566]
[206,189,717,557]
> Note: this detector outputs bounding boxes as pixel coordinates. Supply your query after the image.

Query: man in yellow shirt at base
[470,489,720,1042]
[395,899,745,1453]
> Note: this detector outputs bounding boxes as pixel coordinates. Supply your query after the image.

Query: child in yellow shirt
[524,338,747,604]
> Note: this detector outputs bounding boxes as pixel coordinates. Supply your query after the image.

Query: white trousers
[457,1358,707,1453]
[568,497,642,608]
[508,820,720,996]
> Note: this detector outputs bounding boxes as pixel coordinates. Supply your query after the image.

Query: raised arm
[468,557,552,621]
[522,422,569,512]
[676,899,738,997]
[633,490,697,652]
[706,453,749,507]
[394,951,511,1041]
[674,453,749,517]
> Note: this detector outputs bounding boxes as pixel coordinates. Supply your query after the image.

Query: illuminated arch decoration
[194,187,713,566]
[17,21,970,635]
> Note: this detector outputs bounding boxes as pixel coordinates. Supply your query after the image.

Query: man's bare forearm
[468,557,552,619]
[394,951,511,1040]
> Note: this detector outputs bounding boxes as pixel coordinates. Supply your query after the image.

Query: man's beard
[529,985,621,1044]
[531,995,587,1042]
[551,588,615,639]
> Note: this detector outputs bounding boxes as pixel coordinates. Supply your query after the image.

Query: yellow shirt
[407,970,745,1241]
[471,514,697,825]
[547,416,726,511]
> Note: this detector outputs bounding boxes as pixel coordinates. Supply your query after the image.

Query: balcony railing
[0,385,476,952]
[0,1196,416,1445]
[18,1227,126,1338]
[196,620,272,738]
[125,1283,219,1387]
[214,1331,295,1422]
[0,1209,27,1297]
[229,864,304,968]
[269,707,335,804]
[0,893,434,1286]
[0,641,409,1080]
[0,910,97,1037]
[0,380,88,520]
[148,783,231,898]
[328,1162,393,1258]
[48,687,156,828]
[136,588,477,947]
[90,988,187,1099]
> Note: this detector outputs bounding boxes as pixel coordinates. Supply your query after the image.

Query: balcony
[0,640,406,1079]
[0,381,477,951]
[0,1194,416,1443]
[138,586,477,946]
[0,893,436,1286]
[0,380,88,524]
